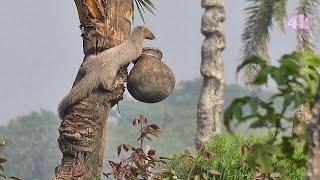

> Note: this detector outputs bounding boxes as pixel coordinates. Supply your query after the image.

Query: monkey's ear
[143,28,155,40]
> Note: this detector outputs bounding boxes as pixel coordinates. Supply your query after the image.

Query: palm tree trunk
[292,0,315,140]
[54,0,132,179]
[195,0,225,145]
[294,1,320,178]
[307,86,320,180]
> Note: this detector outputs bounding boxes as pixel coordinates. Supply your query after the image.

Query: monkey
[58,26,155,119]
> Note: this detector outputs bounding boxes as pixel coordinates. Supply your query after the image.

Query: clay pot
[127,47,175,103]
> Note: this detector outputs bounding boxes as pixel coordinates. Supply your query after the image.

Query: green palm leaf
[241,0,275,84]
[273,0,288,32]
[132,0,156,23]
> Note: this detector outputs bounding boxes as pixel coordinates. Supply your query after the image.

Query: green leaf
[300,67,320,82]
[223,97,251,132]
[270,68,286,85]
[281,137,294,159]
[133,0,156,23]
[280,57,300,74]
[139,0,155,15]
[237,56,267,73]
[302,53,320,68]
[304,55,320,68]
[253,67,271,85]
[135,0,146,23]
[256,151,273,173]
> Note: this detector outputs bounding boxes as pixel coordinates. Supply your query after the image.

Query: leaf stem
[187,155,200,180]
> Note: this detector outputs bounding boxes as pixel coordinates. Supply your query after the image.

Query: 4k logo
[287,14,310,30]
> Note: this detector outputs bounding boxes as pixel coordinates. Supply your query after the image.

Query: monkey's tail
[58,73,98,119]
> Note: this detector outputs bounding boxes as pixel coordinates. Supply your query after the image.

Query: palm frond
[132,0,156,24]
[273,0,288,32]
[296,0,320,52]
[241,0,275,84]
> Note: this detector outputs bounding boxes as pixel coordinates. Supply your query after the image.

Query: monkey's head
[133,26,155,40]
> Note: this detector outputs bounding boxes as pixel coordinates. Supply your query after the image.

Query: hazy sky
[0,0,300,124]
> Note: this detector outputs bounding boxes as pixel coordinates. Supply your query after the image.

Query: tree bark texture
[291,0,317,140]
[195,0,225,145]
[307,86,320,180]
[54,0,132,179]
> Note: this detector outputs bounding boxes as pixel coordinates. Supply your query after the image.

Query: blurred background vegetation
[0,78,279,179]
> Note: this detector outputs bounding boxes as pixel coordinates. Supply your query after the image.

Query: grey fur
[58,26,155,119]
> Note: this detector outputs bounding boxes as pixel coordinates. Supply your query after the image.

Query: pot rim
[142,47,163,59]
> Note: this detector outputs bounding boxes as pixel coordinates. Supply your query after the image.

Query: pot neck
[142,47,163,59]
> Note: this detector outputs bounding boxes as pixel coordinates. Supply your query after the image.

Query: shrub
[163,133,306,180]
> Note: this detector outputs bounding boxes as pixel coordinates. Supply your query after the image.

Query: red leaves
[132,114,148,126]
[132,118,140,126]
[107,161,127,178]
[105,115,166,179]
[148,149,156,156]
[147,124,161,136]
[138,124,161,141]
[133,115,161,144]
[253,169,265,180]
[107,147,162,179]
[72,169,85,178]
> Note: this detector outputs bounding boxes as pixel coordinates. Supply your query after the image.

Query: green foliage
[225,52,320,132]
[241,0,277,83]
[132,0,156,23]
[163,134,306,179]
[242,0,320,82]
[242,0,274,59]
[0,80,272,179]
[0,138,22,180]
[224,52,320,176]
[0,110,60,180]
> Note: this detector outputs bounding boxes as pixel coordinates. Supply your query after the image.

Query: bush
[163,133,306,180]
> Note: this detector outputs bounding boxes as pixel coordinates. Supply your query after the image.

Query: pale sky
[0,0,299,124]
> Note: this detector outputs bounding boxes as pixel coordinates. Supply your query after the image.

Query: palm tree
[241,0,320,179]
[296,0,318,51]
[308,86,320,179]
[53,0,154,179]
[195,0,287,144]
[240,0,320,95]
[295,1,320,179]
[292,0,319,139]
[241,0,281,86]
[195,0,226,145]
[241,0,313,137]
[241,0,319,89]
